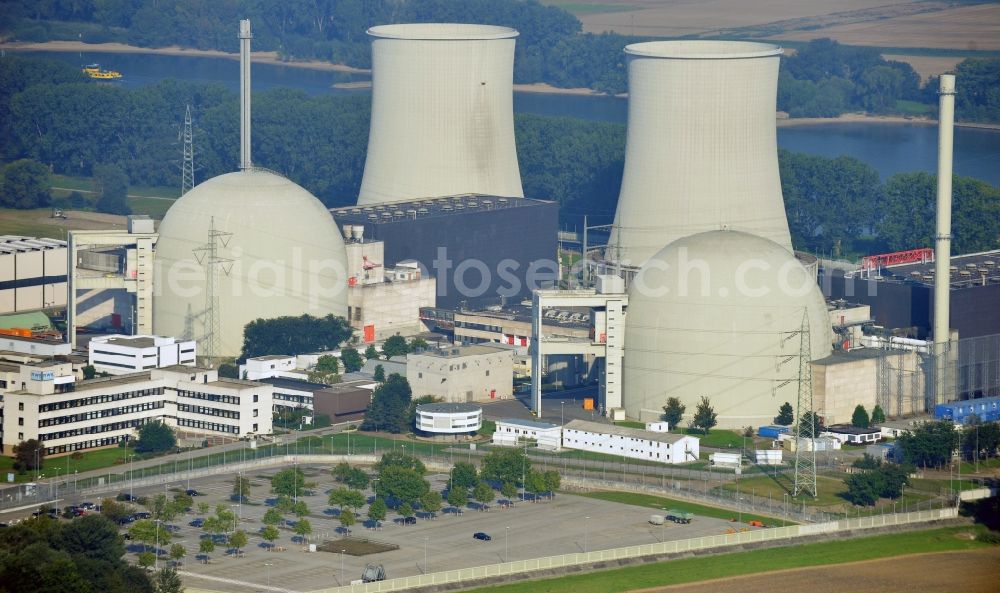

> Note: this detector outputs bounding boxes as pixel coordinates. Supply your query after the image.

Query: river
[13,49,1000,186]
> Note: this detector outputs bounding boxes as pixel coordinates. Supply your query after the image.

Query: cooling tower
[609,41,792,267]
[623,230,833,428]
[358,23,524,205]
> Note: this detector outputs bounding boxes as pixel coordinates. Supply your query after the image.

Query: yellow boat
[82,63,122,80]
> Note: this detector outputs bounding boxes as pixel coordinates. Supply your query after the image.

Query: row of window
[38,388,164,412]
[177,418,238,434]
[39,400,162,427]
[177,403,242,420]
[45,434,127,455]
[95,360,157,370]
[455,321,503,333]
[41,414,155,441]
[176,389,246,406]
[274,392,311,405]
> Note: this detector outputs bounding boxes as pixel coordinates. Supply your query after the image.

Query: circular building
[623,230,832,428]
[153,170,348,357]
[415,402,483,436]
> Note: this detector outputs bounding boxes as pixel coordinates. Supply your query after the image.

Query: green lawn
[480,420,497,438]
[0,447,134,483]
[896,99,934,116]
[548,2,641,16]
[532,447,682,469]
[685,428,747,449]
[614,421,645,429]
[571,490,786,526]
[0,208,67,239]
[714,474,848,508]
[461,526,993,593]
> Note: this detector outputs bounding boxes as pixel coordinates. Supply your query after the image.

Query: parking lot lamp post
[264,562,273,589]
[424,536,428,573]
[560,401,565,425]
[230,504,238,532]
[341,549,345,581]
[505,527,509,563]
[584,516,590,553]
[155,519,160,570]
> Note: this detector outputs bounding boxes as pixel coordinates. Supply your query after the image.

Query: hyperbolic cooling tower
[358,24,524,205]
[609,41,792,267]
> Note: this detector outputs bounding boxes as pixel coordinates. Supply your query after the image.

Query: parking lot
[50,463,744,593]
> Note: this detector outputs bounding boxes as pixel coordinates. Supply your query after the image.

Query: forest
[3,0,1000,121]
[1,55,998,259]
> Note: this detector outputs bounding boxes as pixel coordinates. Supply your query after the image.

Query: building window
[253,423,258,432]
[18,417,24,426]
[253,409,258,418]
[18,432,24,440]
[418,372,423,379]
[253,394,259,403]
[18,402,24,411]
[485,370,490,377]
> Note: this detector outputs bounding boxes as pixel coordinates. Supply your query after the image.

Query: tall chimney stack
[934,74,955,346]
[239,19,252,170]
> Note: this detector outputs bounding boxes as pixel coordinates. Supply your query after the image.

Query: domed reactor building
[613,41,832,427]
[154,21,347,358]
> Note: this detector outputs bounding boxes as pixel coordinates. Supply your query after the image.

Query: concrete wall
[408,348,513,403]
[348,276,435,340]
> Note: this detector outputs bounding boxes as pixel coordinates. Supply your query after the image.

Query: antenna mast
[193,217,233,364]
[181,104,195,195]
[793,309,818,498]
[239,19,252,170]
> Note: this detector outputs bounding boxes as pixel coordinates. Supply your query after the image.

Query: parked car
[473,532,491,541]
[78,502,96,510]
[185,489,200,497]
[189,518,205,528]
[132,512,151,520]
[402,516,417,525]
[116,493,138,502]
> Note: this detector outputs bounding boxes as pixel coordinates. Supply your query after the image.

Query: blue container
[758,425,790,439]
[935,396,1000,424]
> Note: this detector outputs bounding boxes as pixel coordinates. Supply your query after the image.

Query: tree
[260,525,279,549]
[271,467,312,498]
[309,354,340,384]
[375,466,430,505]
[197,502,210,515]
[1,158,50,209]
[661,397,686,429]
[341,347,363,372]
[129,519,169,553]
[292,501,310,518]
[480,448,531,486]
[93,163,131,215]
[338,509,356,533]
[376,452,427,475]
[332,463,370,490]
[172,492,193,513]
[232,475,250,500]
[168,543,186,565]
[851,404,871,428]
[450,462,478,491]
[543,470,561,498]
[82,364,97,380]
[524,470,548,502]
[368,498,387,525]
[473,482,494,510]
[293,519,312,542]
[198,538,215,563]
[241,314,353,360]
[138,551,156,570]
[155,565,184,593]
[897,421,958,468]
[420,491,443,518]
[262,507,283,527]
[408,337,429,352]
[361,374,413,433]
[381,335,408,358]
[853,453,882,470]
[500,481,518,501]
[228,530,248,555]
[775,402,794,426]
[447,486,468,511]
[364,345,379,360]
[871,405,886,426]
[691,396,718,435]
[135,420,176,454]
[373,364,386,382]
[328,487,365,511]
[799,411,823,437]
[12,439,44,473]
[845,471,881,506]
[100,497,134,524]
[57,513,126,564]
[398,502,414,521]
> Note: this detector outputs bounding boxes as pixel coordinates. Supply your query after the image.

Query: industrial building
[240,355,307,381]
[312,380,376,424]
[934,395,1000,424]
[823,424,883,445]
[0,357,272,456]
[407,345,512,403]
[414,402,483,436]
[260,376,331,419]
[359,24,523,205]
[331,195,558,309]
[88,334,196,375]
[561,419,699,465]
[0,236,67,315]
[492,418,562,451]
[0,313,70,357]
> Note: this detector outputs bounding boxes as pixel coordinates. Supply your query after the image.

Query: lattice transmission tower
[181,104,195,195]
[193,217,232,364]
[793,309,818,498]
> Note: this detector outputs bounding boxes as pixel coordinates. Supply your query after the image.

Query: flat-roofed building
[88,334,196,375]
[492,418,561,450]
[407,345,512,403]
[313,380,376,424]
[561,419,699,465]
[415,402,482,436]
[0,236,67,315]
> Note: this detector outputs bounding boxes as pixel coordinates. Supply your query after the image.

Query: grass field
[714,474,848,508]
[462,525,993,593]
[0,446,133,482]
[684,428,745,449]
[572,490,785,526]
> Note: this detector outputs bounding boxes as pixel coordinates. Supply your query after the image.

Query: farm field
[883,55,964,81]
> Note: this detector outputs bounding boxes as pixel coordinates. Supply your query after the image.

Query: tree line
[2,55,998,257]
[4,2,999,120]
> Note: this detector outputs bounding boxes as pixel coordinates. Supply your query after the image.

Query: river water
[14,49,1000,186]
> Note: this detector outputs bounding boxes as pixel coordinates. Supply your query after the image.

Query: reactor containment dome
[154,170,348,357]
[609,41,792,268]
[358,23,524,205]
[623,230,832,428]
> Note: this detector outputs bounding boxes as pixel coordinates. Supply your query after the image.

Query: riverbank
[776,112,1000,131]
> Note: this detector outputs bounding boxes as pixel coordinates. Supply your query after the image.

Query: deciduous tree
[135,420,176,454]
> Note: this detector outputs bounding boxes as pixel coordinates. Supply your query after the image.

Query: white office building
[561,419,699,465]
[414,403,482,435]
[88,334,196,375]
[240,355,309,381]
[492,418,562,451]
[408,345,512,403]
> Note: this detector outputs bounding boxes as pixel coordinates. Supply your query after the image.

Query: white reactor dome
[623,230,832,428]
[154,170,348,357]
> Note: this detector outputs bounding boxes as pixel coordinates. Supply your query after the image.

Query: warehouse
[407,345,512,403]
[0,236,67,315]
[561,419,699,465]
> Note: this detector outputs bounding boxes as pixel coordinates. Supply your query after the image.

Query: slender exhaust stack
[934,74,955,346]
[609,41,792,267]
[358,24,524,205]
[239,19,252,170]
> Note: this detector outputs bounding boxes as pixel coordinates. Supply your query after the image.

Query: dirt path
[630,548,1000,593]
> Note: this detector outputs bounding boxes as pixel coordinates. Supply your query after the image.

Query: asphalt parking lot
[75,464,751,593]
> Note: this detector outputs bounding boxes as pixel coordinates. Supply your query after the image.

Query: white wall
[562,426,698,464]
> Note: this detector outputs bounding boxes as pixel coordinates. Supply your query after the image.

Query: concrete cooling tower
[609,41,792,267]
[623,230,832,428]
[358,23,524,205]
[154,171,348,357]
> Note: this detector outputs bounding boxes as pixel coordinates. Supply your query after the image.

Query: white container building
[493,418,562,451]
[561,419,699,464]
